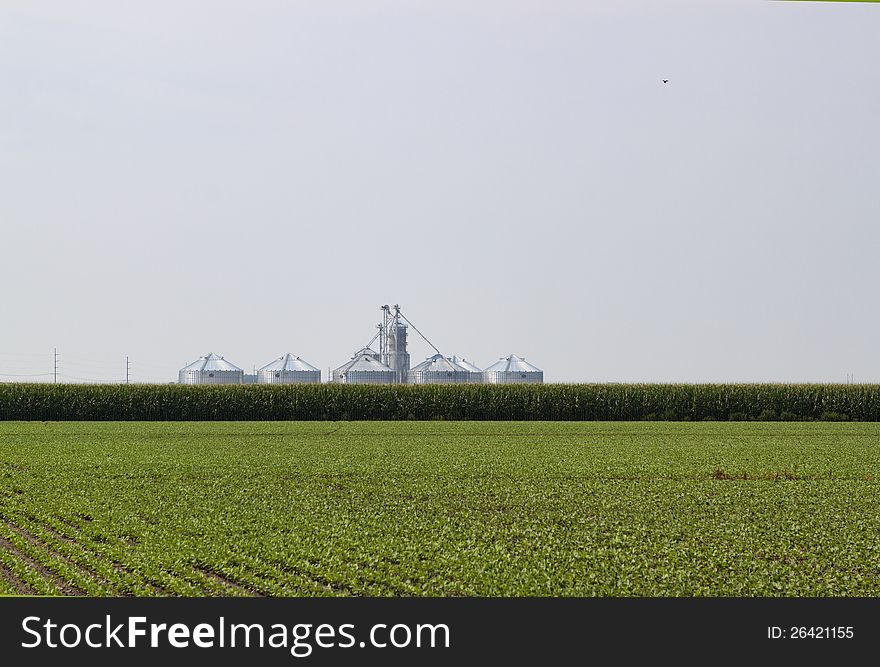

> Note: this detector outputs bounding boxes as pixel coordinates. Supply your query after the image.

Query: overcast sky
[1,1,878,383]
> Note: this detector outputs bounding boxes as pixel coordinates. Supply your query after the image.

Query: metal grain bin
[407,354,470,384]
[449,355,484,383]
[257,353,321,384]
[482,354,543,384]
[178,352,244,385]
[332,348,395,384]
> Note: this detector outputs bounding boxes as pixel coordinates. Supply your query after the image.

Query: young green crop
[1,421,879,596]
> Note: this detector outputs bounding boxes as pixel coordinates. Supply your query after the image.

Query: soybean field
[0,421,878,596]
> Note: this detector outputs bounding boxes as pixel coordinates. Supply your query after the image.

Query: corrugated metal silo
[386,322,410,383]
[332,348,395,384]
[449,356,484,383]
[257,353,321,384]
[482,354,543,384]
[407,354,470,384]
[178,352,244,385]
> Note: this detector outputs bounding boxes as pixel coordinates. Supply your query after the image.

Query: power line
[0,362,55,370]
[0,350,177,384]
[62,359,131,369]
[0,352,55,358]
[59,374,118,383]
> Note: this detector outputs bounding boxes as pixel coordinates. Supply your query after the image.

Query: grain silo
[332,348,395,384]
[178,352,244,385]
[449,356,483,383]
[257,353,321,384]
[379,305,410,383]
[407,354,470,384]
[482,354,543,384]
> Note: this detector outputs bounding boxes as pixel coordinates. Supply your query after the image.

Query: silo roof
[336,352,393,373]
[411,354,466,373]
[484,354,542,373]
[181,352,243,373]
[449,356,482,373]
[260,353,319,373]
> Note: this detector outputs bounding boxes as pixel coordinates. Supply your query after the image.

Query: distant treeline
[0,383,879,421]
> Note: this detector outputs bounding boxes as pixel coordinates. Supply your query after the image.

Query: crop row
[1,382,879,421]
[2,421,880,596]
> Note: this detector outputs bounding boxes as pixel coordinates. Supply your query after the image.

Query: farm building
[407,354,470,384]
[332,348,395,384]
[173,305,545,386]
[257,353,321,384]
[178,353,244,385]
[483,354,543,384]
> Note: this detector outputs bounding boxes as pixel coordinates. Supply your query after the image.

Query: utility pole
[126,356,131,384]
[54,348,58,383]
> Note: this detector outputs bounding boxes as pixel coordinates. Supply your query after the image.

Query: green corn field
[0,383,878,421]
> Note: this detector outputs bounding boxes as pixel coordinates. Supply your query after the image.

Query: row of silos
[178,352,321,385]
[413,354,542,384]
[180,352,543,385]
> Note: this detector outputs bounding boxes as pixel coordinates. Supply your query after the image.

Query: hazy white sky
[1,1,878,383]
